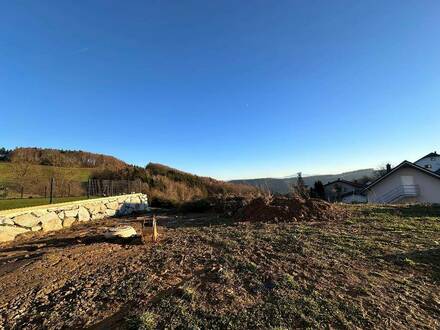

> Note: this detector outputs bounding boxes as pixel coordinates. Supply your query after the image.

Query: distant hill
[230,168,376,194]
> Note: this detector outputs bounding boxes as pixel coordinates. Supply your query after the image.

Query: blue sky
[1,1,439,180]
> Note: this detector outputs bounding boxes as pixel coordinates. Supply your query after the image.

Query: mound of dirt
[237,195,348,223]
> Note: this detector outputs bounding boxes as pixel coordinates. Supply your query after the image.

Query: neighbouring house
[414,151,440,173]
[323,179,365,203]
[364,152,440,204]
[0,151,8,161]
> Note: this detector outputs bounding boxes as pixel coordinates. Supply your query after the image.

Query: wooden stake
[152,215,158,242]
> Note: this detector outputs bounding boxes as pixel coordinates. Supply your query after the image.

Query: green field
[0,162,93,183]
[0,196,95,211]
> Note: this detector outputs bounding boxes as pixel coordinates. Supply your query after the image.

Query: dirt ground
[0,205,439,329]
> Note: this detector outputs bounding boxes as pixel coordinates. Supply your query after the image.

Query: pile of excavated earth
[236,195,348,223]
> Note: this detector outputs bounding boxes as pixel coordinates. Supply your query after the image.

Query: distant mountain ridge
[230,168,376,194]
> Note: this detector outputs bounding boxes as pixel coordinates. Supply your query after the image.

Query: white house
[364,152,440,204]
[324,179,366,203]
[414,151,440,173]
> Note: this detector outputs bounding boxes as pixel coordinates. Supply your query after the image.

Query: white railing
[376,185,419,204]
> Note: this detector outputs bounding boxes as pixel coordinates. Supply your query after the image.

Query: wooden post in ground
[49,177,54,204]
[152,215,158,242]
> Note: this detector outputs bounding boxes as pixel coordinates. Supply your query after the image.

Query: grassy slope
[127,204,440,329]
[0,196,94,211]
[0,162,93,183]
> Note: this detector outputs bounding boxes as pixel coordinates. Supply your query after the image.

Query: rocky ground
[0,204,439,329]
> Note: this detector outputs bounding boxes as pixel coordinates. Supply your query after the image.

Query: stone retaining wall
[0,194,149,243]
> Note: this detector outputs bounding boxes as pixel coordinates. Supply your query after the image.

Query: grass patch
[130,204,440,328]
[0,196,100,211]
[0,162,92,183]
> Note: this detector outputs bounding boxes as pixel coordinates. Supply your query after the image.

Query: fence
[0,178,148,203]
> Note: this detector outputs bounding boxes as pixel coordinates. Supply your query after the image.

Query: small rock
[31,225,42,232]
[103,226,137,239]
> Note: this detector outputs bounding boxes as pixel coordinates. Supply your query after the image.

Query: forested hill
[2,147,127,169]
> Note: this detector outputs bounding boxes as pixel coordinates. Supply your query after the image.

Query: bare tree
[293,172,309,198]
[374,162,391,179]
[10,161,32,198]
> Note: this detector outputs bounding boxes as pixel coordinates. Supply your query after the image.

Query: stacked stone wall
[0,194,149,242]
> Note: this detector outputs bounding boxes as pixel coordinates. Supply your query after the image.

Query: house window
[431,157,436,161]
[425,164,432,169]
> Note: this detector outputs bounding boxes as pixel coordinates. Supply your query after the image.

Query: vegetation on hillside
[0,147,259,205]
[92,163,260,205]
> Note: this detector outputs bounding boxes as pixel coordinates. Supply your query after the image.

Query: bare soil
[238,195,348,223]
[0,205,439,329]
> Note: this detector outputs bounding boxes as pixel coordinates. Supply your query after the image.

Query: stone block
[64,208,79,218]
[105,209,117,217]
[31,209,48,217]
[63,217,76,228]
[78,206,90,222]
[0,225,29,242]
[0,217,14,226]
[105,202,119,210]
[13,213,41,228]
[40,212,63,232]
[92,213,105,220]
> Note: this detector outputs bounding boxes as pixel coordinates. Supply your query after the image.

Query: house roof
[324,179,364,188]
[415,151,438,163]
[363,160,440,192]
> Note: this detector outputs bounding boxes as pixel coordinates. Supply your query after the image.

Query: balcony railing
[376,185,419,204]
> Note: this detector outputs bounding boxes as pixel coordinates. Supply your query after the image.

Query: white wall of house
[341,194,367,203]
[366,167,440,203]
[415,156,440,172]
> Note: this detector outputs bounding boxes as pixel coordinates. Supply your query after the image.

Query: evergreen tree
[294,172,309,198]
[313,181,326,200]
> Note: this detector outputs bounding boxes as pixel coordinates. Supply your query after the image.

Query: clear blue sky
[1,1,439,180]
